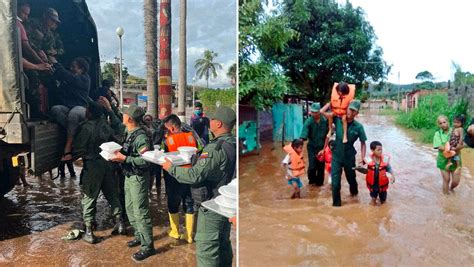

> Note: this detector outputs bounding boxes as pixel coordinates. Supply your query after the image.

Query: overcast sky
[347,0,474,84]
[88,0,236,88]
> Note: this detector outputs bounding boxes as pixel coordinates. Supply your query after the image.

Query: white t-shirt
[281,154,294,177]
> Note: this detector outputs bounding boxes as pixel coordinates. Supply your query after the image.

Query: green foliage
[239,62,290,110]
[415,71,434,81]
[198,88,236,114]
[452,62,474,87]
[101,62,129,84]
[395,93,469,143]
[195,50,223,88]
[259,0,388,103]
[227,63,237,86]
[127,75,146,84]
[239,0,297,110]
[415,81,435,90]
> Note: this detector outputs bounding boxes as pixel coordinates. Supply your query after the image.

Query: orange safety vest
[165,132,197,152]
[330,82,356,116]
[365,154,390,192]
[283,144,305,177]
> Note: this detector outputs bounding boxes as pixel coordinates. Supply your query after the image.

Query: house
[401,89,448,111]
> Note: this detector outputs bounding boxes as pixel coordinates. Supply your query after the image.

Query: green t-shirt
[300,116,328,150]
[333,118,367,159]
[433,128,461,170]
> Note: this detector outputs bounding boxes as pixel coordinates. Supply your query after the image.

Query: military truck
[0,0,100,195]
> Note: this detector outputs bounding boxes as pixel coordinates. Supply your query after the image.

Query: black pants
[308,158,325,186]
[58,161,75,177]
[164,171,194,214]
[370,190,387,203]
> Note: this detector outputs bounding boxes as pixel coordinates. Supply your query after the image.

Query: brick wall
[448,85,474,116]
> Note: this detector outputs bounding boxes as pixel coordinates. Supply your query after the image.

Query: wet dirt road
[239,112,474,266]
[0,164,236,266]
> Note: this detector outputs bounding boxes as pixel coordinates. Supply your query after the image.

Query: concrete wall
[448,85,474,116]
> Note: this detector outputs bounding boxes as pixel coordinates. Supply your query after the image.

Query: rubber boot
[168,213,181,240]
[83,225,98,244]
[184,213,195,243]
[111,215,127,235]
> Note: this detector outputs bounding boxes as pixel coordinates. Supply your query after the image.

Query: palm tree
[195,50,222,89]
[227,63,236,86]
[144,0,158,118]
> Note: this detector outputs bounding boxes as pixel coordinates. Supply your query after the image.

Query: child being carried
[321,82,356,143]
[444,114,465,171]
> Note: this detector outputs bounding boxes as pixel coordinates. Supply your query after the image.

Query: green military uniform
[300,103,328,185]
[331,100,367,206]
[167,107,236,267]
[24,9,64,58]
[73,102,124,243]
[120,105,154,253]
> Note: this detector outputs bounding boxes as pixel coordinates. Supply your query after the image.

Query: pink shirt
[16,19,28,42]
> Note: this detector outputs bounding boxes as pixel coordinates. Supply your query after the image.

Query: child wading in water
[321,82,355,143]
[365,141,395,205]
[444,114,465,171]
[282,139,305,199]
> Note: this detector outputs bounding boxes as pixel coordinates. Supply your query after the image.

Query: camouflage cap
[122,104,145,121]
[310,102,321,112]
[349,99,361,112]
[208,106,236,128]
[45,8,61,23]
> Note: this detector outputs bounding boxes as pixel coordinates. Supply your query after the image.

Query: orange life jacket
[330,82,356,116]
[165,132,197,168]
[324,145,332,173]
[365,154,390,192]
[165,132,197,152]
[283,144,305,177]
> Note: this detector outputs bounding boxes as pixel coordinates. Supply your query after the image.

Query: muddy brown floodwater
[239,112,474,266]
[0,164,235,266]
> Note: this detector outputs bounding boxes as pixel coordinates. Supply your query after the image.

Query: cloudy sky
[88,0,237,88]
[347,0,474,84]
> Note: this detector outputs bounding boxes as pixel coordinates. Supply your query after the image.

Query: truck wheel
[0,157,20,196]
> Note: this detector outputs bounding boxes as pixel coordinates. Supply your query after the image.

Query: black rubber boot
[132,249,155,262]
[127,238,141,248]
[111,216,127,235]
[83,225,98,244]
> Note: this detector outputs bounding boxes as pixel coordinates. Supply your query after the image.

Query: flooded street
[0,164,235,266]
[239,112,474,266]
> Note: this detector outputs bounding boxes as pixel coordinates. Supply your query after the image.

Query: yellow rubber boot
[184,213,195,243]
[168,213,181,239]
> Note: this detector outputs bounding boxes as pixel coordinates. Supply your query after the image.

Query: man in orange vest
[162,114,198,244]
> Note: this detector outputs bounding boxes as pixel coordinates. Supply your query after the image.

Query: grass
[394,93,469,143]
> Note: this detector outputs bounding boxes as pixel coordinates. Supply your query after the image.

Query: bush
[395,93,469,143]
[198,88,236,114]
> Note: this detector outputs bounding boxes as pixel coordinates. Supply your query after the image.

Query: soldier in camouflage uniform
[73,101,125,244]
[161,106,236,267]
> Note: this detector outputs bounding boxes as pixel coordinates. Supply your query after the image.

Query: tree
[195,50,222,89]
[101,62,128,85]
[452,61,474,87]
[227,63,236,86]
[144,0,158,118]
[260,0,388,103]
[415,71,434,81]
[239,0,297,110]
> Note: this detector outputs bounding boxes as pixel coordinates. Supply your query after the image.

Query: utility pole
[178,0,187,122]
[159,0,172,119]
[397,71,401,111]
